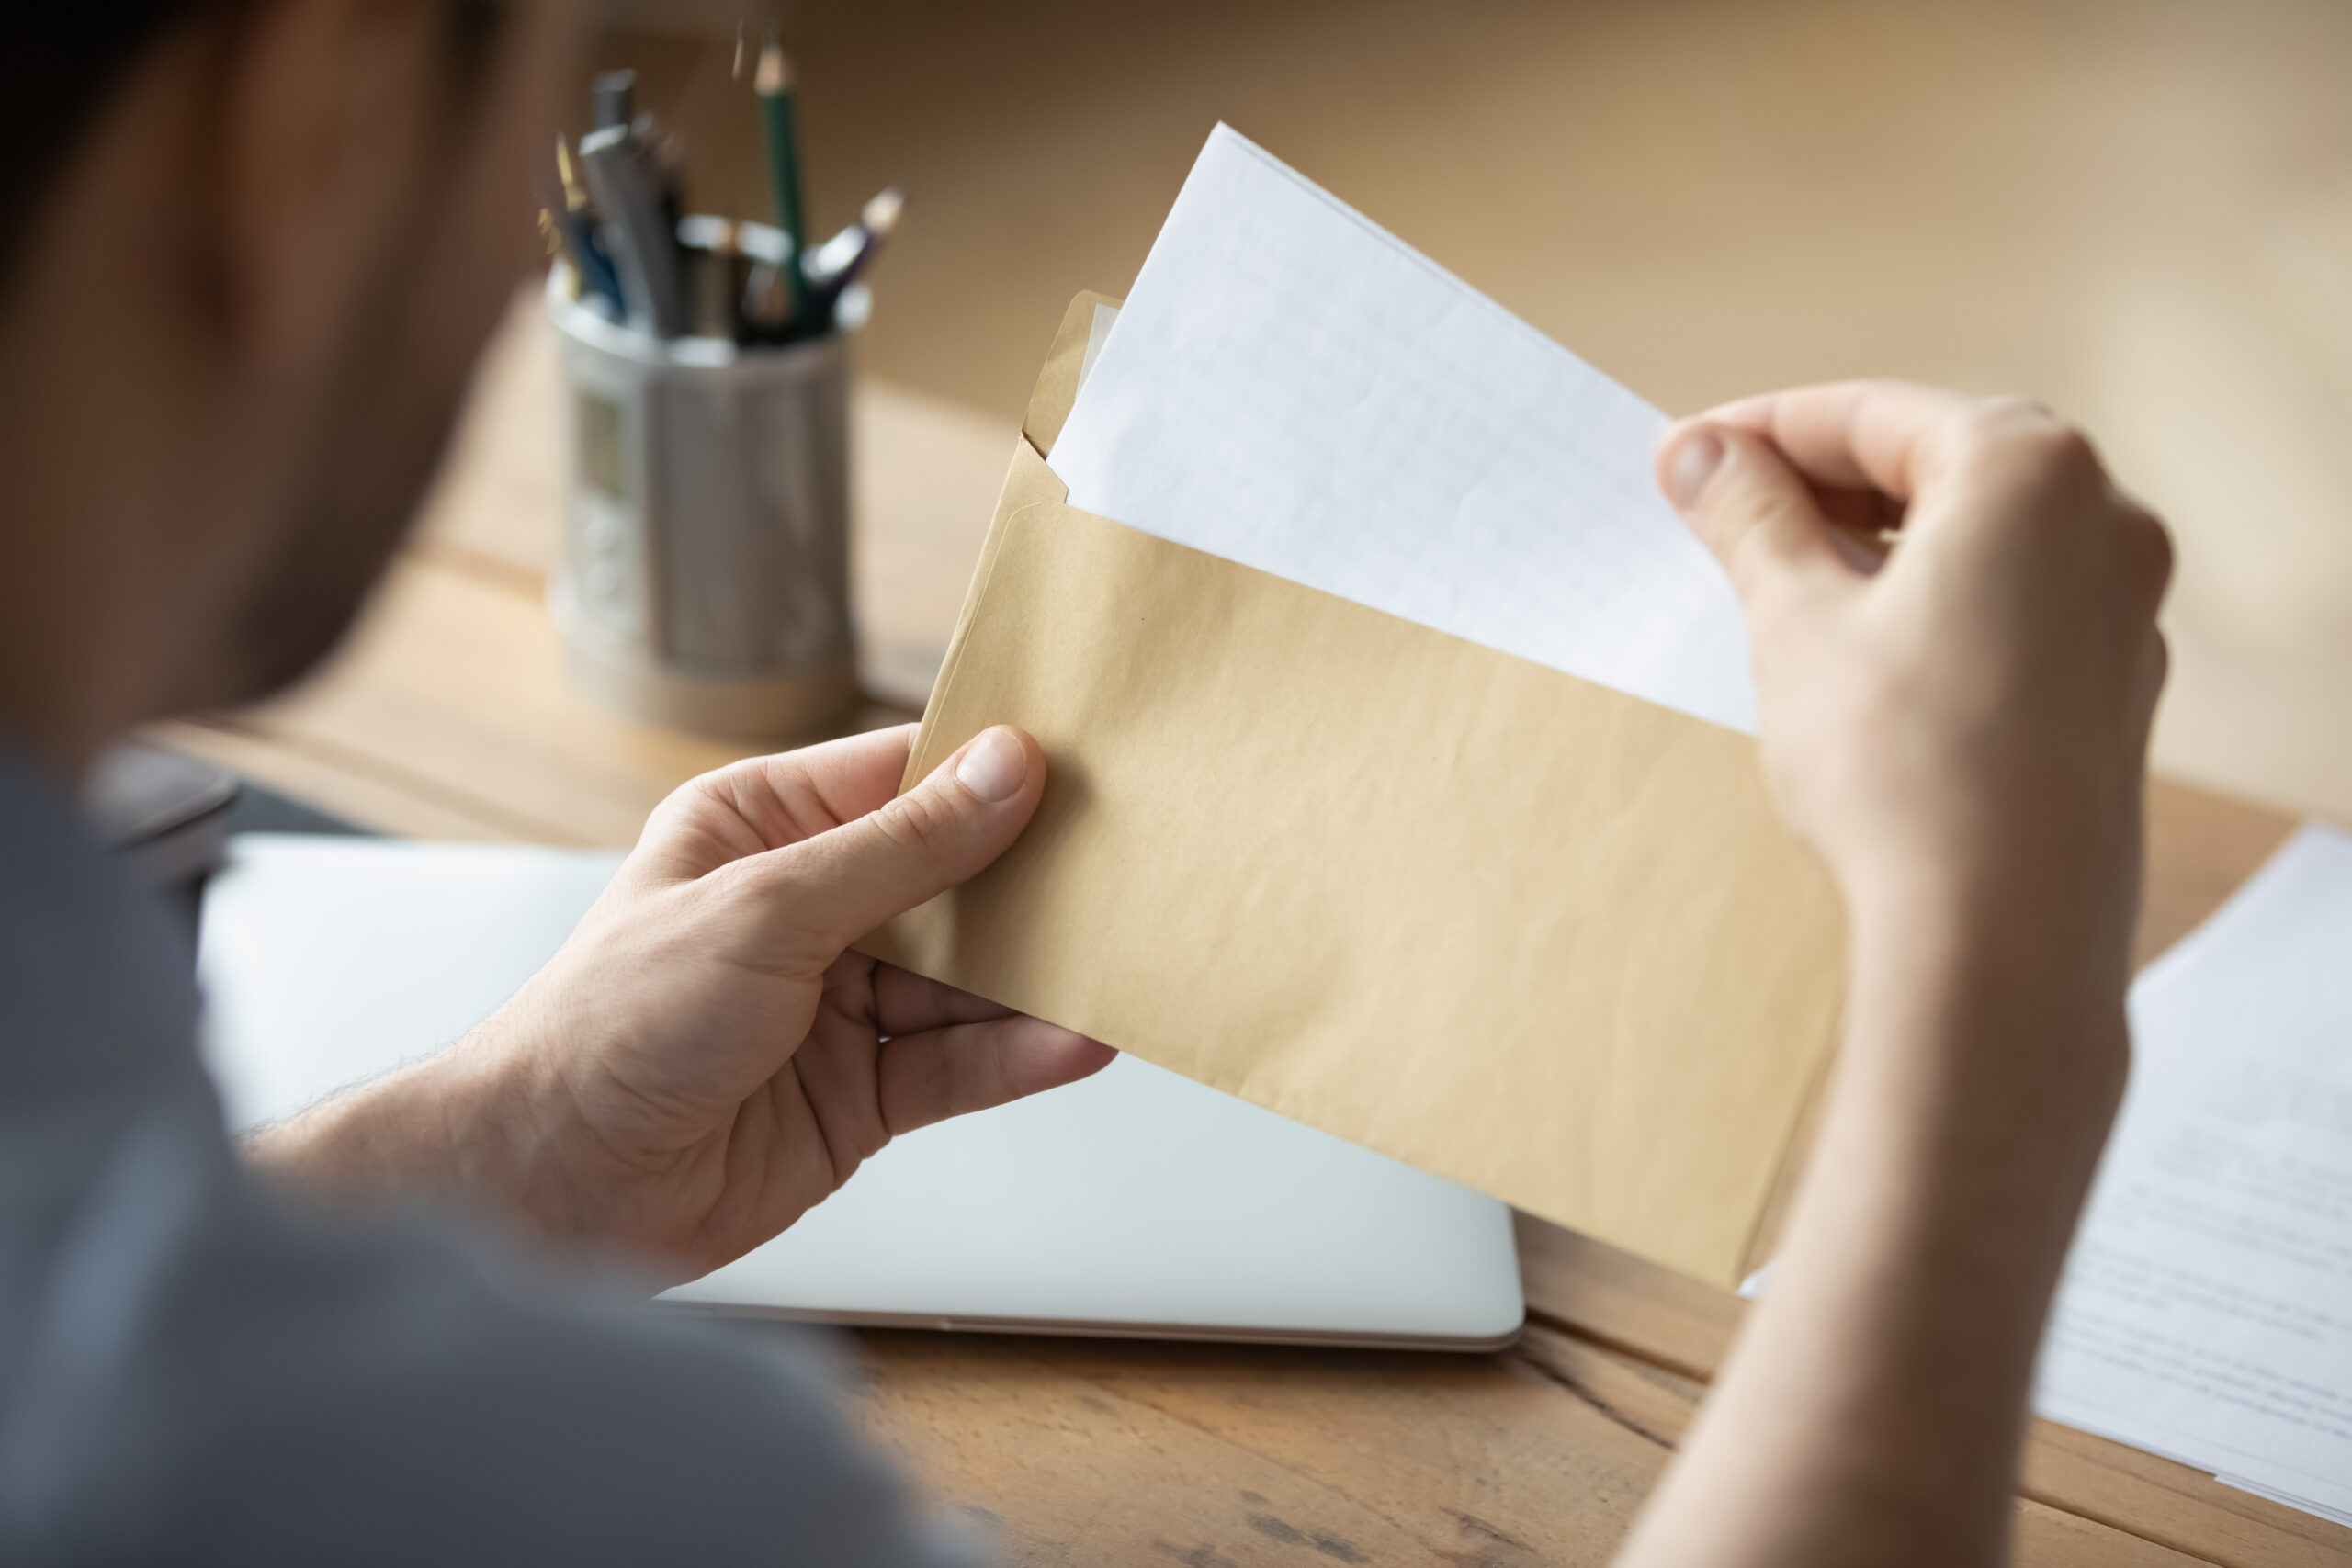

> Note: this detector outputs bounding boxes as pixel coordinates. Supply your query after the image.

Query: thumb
[1657,421,1849,613]
[759,725,1046,955]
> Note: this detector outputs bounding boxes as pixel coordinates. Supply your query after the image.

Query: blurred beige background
[586,0,2352,821]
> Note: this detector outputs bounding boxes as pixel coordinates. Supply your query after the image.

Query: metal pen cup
[546,229,857,741]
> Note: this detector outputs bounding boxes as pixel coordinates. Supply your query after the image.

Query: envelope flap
[1023,291,1123,459]
[898,299,1105,795]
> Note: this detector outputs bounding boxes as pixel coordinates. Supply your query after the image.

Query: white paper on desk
[2032,825,2352,1525]
[2218,1473,2352,1529]
[1051,123,1757,734]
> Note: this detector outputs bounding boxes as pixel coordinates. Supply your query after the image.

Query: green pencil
[755,40,812,332]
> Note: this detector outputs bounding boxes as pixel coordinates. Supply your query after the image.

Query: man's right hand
[1657,381,2172,1007]
[1618,384,2174,1568]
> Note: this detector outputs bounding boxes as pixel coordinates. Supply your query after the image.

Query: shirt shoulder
[0,1089,986,1568]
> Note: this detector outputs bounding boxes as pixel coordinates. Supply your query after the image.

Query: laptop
[197,833,1524,1349]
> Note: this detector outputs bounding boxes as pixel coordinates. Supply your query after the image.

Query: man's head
[0,0,573,774]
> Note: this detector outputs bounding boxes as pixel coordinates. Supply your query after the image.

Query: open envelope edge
[863,295,1847,1287]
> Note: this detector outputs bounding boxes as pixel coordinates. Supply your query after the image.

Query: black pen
[578,122,688,337]
[591,68,637,134]
[801,186,903,329]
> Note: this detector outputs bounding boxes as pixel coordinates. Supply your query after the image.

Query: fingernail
[1663,425,1726,511]
[954,727,1027,803]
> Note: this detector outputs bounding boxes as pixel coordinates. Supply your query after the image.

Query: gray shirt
[0,747,967,1565]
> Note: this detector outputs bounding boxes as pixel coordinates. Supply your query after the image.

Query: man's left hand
[244,723,1113,1285]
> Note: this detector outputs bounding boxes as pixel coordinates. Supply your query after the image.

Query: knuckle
[645,769,721,829]
[2029,421,2102,479]
[2126,507,2176,592]
[1983,392,2059,426]
[661,761,761,833]
[1723,498,1803,590]
[872,786,958,858]
[1946,402,2116,518]
[2003,418,2105,491]
[1684,505,1747,576]
[679,758,756,807]
[1940,404,2014,474]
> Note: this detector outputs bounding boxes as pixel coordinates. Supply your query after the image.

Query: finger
[2132,628,2170,747]
[628,726,922,884]
[753,724,1047,956]
[873,964,1015,1036]
[2119,501,2176,617]
[1696,380,1989,501]
[689,724,920,845]
[1815,483,1906,540]
[876,1013,1118,1136]
[1657,421,1855,612]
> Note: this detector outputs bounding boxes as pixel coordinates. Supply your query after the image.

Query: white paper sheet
[2219,1473,2352,1529]
[2033,824,2352,1525]
[1052,124,1757,734]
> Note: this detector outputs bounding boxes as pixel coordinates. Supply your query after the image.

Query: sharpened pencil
[754,40,812,332]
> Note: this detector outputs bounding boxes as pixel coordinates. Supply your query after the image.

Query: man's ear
[217,0,447,378]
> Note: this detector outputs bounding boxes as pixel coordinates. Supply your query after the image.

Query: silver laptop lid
[198,834,1524,1349]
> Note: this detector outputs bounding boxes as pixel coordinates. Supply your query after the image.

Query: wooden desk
[155,299,2347,1566]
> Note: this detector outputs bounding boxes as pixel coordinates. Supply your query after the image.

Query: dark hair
[0,5,211,289]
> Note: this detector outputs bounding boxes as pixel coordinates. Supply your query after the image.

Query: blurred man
[0,4,2167,1565]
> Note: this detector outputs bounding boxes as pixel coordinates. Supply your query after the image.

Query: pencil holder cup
[546,269,857,740]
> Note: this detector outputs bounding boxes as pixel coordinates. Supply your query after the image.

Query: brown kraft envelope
[861,294,1847,1287]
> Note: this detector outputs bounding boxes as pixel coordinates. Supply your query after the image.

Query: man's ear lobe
[216,0,442,378]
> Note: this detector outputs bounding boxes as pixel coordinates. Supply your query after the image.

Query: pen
[753,39,812,332]
[592,68,637,135]
[544,201,624,311]
[650,125,688,310]
[740,259,789,341]
[578,123,688,337]
[729,219,793,342]
[675,214,748,339]
[549,139,624,309]
[801,186,902,328]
